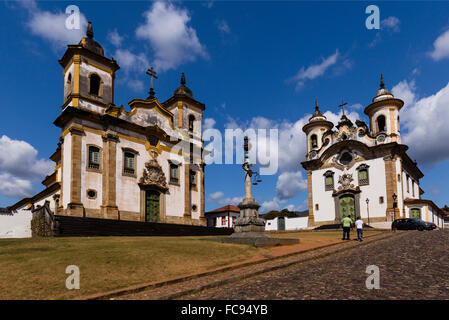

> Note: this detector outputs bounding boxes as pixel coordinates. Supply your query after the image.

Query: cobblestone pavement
[115,231,397,300]
[182,230,449,300]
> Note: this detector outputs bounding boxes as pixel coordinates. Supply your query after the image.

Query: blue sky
[1,1,449,212]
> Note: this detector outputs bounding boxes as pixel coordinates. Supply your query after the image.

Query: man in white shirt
[355,216,364,241]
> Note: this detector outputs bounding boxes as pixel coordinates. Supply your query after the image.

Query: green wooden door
[410,208,421,220]
[145,191,160,222]
[278,217,285,231]
[339,195,355,221]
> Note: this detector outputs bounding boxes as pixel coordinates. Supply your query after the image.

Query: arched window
[311,134,318,149]
[67,73,72,84]
[88,146,100,169]
[377,115,386,132]
[89,74,101,96]
[188,115,195,132]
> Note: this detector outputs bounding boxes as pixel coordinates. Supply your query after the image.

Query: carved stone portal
[139,159,168,192]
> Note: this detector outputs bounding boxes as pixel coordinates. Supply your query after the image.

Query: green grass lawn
[0,236,259,300]
[0,230,384,300]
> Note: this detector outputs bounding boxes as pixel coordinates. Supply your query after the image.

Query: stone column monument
[231,136,268,238]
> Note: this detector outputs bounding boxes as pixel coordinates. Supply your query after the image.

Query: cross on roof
[146,67,158,99]
[339,99,348,117]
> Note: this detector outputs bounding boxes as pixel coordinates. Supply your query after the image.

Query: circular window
[87,189,97,199]
[192,204,198,212]
[340,152,353,165]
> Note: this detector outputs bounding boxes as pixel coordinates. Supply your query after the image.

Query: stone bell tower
[364,74,404,144]
[59,21,120,113]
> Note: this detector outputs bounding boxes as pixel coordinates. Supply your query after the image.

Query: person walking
[341,215,352,240]
[355,216,364,241]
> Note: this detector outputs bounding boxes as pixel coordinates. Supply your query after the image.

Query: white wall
[0,208,32,238]
[265,216,308,231]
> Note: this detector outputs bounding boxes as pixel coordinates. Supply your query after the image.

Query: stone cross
[146,67,158,98]
[339,100,348,117]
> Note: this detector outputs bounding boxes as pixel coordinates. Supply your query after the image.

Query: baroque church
[301,75,446,228]
[10,22,206,226]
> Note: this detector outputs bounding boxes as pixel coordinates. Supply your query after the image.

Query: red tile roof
[205,204,240,214]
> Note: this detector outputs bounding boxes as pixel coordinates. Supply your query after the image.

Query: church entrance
[339,195,356,221]
[145,190,160,222]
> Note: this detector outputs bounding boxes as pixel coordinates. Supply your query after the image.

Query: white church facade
[301,75,446,228]
[8,22,206,227]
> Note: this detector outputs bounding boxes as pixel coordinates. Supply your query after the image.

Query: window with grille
[357,164,370,186]
[170,162,179,184]
[324,171,334,191]
[124,152,135,175]
[88,146,100,169]
[190,170,197,188]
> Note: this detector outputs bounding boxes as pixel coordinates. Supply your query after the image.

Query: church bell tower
[59,21,120,113]
[364,74,404,143]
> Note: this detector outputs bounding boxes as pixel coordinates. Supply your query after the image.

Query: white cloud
[430,29,449,61]
[217,20,231,34]
[392,80,416,109]
[114,49,149,73]
[204,118,216,130]
[276,171,307,200]
[20,0,88,49]
[0,135,53,199]
[394,80,449,165]
[107,29,124,47]
[207,191,224,202]
[381,16,400,32]
[206,190,242,206]
[291,50,340,90]
[113,49,149,91]
[260,198,281,213]
[0,173,34,198]
[136,1,208,72]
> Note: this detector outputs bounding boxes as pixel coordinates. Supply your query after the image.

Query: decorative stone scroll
[139,159,168,192]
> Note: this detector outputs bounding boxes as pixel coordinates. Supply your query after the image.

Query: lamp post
[366,198,370,225]
[392,193,398,221]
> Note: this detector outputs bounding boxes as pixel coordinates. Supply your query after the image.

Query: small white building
[205,205,240,228]
[264,211,309,231]
[404,199,446,228]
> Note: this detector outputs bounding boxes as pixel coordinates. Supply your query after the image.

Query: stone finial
[315,98,319,111]
[380,73,385,89]
[181,72,186,86]
[86,21,94,39]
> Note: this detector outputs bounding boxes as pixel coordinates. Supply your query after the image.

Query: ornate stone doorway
[339,195,356,221]
[145,190,160,222]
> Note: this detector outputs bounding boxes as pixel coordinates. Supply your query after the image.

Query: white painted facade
[300,78,444,227]
[10,25,206,227]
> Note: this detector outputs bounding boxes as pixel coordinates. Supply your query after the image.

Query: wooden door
[145,191,160,222]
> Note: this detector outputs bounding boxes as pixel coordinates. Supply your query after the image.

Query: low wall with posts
[53,215,234,237]
[30,202,234,237]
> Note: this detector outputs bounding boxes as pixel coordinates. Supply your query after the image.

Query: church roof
[173,72,194,98]
[205,205,240,214]
[78,22,104,57]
